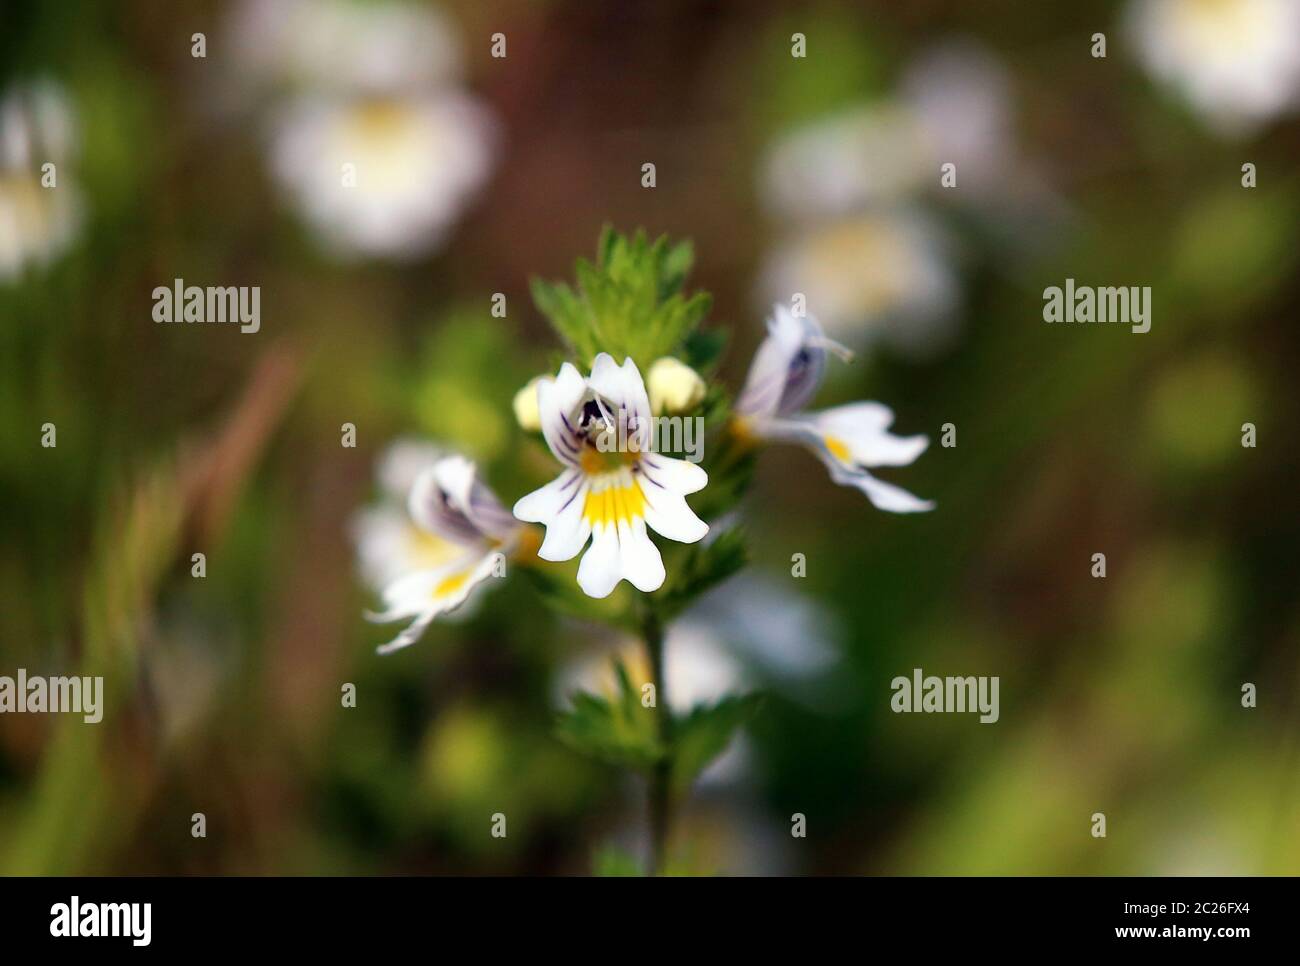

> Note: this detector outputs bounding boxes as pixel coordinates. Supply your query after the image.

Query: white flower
[226,0,498,260]
[759,211,958,356]
[0,80,82,282]
[268,91,495,259]
[228,0,463,95]
[759,42,1016,220]
[735,304,934,513]
[1126,0,1300,135]
[512,354,709,599]
[363,453,526,653]
[512,375,545,431]
[351,439,458,590]
[901,41,1015,195]
[759,104,927,222]
[646,356,706,414]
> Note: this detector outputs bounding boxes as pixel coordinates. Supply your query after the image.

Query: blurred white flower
[364,453,528,654]
[0,80,82,282]
[760,105,928,222]
[901,42,1016,196]
[1126,0,1300,135]
[760,41,1018,219]
[755,41,1068,354]
[351,438,457,591]
[228,0,463,95]
[269,92,495,259]
[226,0,497,260]
[692,574,838,681]
[759,211,958,355]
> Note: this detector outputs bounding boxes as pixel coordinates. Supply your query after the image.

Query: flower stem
[643,610,672,875]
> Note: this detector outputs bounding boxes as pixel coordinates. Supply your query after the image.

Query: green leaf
[671,694,764,795]
[682,327,728,374]
[554,659,665,770]
[651,528,748,621]
[529,227,715,369]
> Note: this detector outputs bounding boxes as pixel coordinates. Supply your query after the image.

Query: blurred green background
[2,0,1298,875]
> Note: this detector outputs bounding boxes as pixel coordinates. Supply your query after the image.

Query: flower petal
[537,361,588,467]
[576,518,622,598]
[588,354,653,449]
[351,505,460,591]
[513,470,592,562]
[812,402,929,467]
[638,453,707,495]
[736,304,836,419]
[370,548,503,653]
[618,515,666,592]
[821,457,935,513]
[408,455,518,543]
[638,474,709,544]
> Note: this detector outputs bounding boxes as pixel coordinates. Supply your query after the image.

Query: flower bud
[647,357,706,415]
[512,376,544,431]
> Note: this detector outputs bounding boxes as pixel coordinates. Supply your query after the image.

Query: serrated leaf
[682,325,728,374]
[670,694,763,794]
[529,227,715,369]
[651,528,748,621]
[554,658,666,770]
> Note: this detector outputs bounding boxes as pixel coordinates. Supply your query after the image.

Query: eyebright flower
[512,354,708,599]
[735,304,934,513]
[366,453,528,653]
[351,439,459,591]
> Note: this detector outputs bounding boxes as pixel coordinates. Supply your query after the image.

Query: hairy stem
[644,610,672,875]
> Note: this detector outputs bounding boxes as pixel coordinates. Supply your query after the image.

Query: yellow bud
[512,376,544,432]
[647,357,706,414]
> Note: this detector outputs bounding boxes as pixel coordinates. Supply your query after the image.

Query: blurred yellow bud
[647,357,705,414]
[512,376,544,431]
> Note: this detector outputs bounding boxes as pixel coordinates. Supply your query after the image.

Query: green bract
[530,227,713,370]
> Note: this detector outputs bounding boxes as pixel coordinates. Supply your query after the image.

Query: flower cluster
[357,230,932,653]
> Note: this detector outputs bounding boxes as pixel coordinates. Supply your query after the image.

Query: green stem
[643,610,672,875]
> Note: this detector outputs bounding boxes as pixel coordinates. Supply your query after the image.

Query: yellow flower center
[582,477,646,528]
[824,435,851,463]
[405,528,459,570]
[432,570,470,599]
[579,444,638,475]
